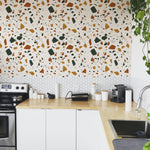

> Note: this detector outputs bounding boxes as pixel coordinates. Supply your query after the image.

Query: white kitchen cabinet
[77,109,109,150]
[17,109,45,150]
[17,108,109,150]
[46,109,76,150]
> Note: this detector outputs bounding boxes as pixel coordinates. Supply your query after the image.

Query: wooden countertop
[16,98,147,150]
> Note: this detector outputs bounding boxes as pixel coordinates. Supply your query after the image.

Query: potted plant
[129,0,150,74]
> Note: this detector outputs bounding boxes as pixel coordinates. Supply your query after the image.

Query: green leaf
[146,70,150,75]
[147,0,150,5]
[142,31,147,37]
[128,8,131,14]
[144,141,150,146]
[145,62,150,67]
[130,0,146,13]
[132,14,135,19]
[129,0,150,75]
[147,62,150,67]
[136,10,145,20]
[132,25,135,29]
[145,33,150,41]
[143,19,148,30]
[145,62,148,67]
[143,56,146,60]
[140,39,145,43]
[134,27,141,35]
[146,8,150,13]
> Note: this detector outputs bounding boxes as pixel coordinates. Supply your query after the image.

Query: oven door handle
[0,110,15,113]
[0,137,9,140]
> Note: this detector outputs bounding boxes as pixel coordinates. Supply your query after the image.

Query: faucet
[136,85,150,111]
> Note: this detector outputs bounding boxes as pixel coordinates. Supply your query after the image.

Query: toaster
[65,91,89,101]
[72,93,89,101]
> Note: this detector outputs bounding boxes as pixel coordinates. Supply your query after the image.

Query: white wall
[131,34,150,110]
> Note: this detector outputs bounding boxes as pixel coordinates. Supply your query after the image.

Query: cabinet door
[46,109,76,150]
[17,109,45,150]
[77,110,109,150]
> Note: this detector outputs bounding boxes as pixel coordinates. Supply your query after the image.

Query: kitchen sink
[109,120,150,139]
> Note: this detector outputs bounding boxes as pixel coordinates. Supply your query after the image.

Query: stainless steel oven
[0,83,29,150]
[0,110,16,150]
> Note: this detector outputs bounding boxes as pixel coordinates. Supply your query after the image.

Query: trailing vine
[129,0,150,74]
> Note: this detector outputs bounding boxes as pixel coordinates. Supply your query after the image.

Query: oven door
[0,110,15,147]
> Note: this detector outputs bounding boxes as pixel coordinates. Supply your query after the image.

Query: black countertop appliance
[65,91,89,101]
[111,84,127,103]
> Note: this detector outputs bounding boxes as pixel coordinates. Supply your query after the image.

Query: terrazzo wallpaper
[0,0,131,78]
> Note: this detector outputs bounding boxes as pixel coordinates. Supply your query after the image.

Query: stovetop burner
[0,83,29,110]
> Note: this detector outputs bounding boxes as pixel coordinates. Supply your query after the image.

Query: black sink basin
[109,120,150,138]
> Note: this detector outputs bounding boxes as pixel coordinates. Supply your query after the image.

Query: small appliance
[111,84,127,103]
[71,93,89,101]
[65,91,89,101]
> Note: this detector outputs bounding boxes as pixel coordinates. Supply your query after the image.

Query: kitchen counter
[16,98,147,150]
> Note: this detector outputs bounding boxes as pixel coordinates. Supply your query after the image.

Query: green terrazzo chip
[48,6,54,13]
[48,49,54,55]
[91,49,97,55]
[6,49,12,55]
[6,6,12,13]
[91,6,97,13]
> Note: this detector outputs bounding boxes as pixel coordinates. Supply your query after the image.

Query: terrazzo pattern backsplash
[0,0,131,78]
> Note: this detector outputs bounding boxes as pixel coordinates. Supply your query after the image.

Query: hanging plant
[129,0,150,74]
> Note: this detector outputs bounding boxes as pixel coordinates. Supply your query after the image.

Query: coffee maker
[111,84,127,103]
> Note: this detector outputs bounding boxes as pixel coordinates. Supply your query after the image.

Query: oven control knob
[21,86,24,90]
[8,85,12,89]
[16,86,19,90]
[13,98,16,102]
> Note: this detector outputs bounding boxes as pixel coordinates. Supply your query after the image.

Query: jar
[101,90,108,101]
